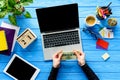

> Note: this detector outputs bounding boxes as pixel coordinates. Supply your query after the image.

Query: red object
[96,38,109,50]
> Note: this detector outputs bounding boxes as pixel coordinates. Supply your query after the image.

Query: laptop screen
[36,3,79,33]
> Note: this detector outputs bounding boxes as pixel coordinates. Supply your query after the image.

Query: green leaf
[0,11,7,18]
[14,6,24,15]
[21,2,30,6]
[0,0,7,11]
[15,0,20,3]
[0,1,5,8]
[7,5,13,12]
[14,10,23,15]
[8,15,17,25]
[21,0,33,3]
[14,4,21,9]
[24,11,31,18]
[8,0,16,7]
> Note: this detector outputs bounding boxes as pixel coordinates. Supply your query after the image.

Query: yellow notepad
[0,30,8,51]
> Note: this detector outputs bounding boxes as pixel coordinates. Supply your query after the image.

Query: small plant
[0,0,33,25]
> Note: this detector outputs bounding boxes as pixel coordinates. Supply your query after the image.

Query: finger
[59,51,63,59]
[58,50,63,54]
[54,50,62,56]
[78,51,85,56]
[73,50,80,58]
[53,50,63,58]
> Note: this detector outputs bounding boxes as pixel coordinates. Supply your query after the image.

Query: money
[62,52,76,60]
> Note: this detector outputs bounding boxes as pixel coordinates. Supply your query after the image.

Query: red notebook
[96,38,109,50]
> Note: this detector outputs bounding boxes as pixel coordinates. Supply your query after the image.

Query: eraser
[17,28,37,48]
[102,53,110,61]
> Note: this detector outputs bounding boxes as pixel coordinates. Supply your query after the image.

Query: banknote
[62,52,76,60]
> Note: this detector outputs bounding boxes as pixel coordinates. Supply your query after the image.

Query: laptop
[36,3,82,60]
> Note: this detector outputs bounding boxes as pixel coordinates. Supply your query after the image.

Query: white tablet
[3,54,40,80]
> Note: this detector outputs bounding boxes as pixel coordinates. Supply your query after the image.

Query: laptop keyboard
[43,30,80,48]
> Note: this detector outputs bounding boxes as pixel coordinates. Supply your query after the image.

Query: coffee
[86,16,96,26]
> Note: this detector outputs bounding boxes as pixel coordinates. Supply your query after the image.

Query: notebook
[1,22,20,52]
[36,3,82,60]
[0,30,8,51]
[0,27,15,55]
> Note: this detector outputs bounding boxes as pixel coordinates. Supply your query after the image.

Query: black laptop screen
[36,3,79,32]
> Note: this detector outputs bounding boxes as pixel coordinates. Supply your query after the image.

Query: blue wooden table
[0,0,120,80]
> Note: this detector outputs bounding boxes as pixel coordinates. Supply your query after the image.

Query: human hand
[52,50,63,68]
[73,50,85,66]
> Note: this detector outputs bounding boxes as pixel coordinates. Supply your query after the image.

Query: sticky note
[102,53,110,60]
[96,38,109,50]
[0,30,8,51]
[99,27,114,38]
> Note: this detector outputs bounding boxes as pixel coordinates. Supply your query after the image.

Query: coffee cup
[85,15,100,27]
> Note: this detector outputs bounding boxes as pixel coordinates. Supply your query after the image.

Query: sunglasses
[82,28,102,39]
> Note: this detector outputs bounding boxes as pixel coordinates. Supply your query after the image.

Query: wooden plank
[0,50,120,62]
[1,6,120,19]
[27,0,73,7]
[81,29,120,39]
[12,39,120,51]
[1,61,120,79]
[14,51,120,62]
[0,62,120,73]
[82,39,120,51]
[1,16,120,30]
[1,72,120,80]
[1,20,120,39]
[27,0,120,7]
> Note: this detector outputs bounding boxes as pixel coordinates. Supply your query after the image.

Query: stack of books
[0,22,20,55]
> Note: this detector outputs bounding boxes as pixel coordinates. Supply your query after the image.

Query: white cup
[85,15,100,27]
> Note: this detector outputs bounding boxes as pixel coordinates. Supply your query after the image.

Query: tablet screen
[4,54,40,80]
